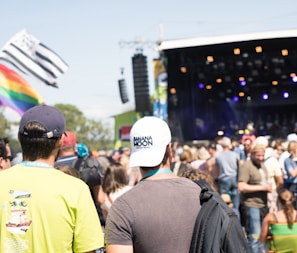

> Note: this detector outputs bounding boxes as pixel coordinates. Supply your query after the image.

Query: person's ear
[56,137,63,149]
[167,144,173,161]
[0,157,4,170]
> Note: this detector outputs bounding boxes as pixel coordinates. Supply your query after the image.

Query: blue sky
[1,0,297,123]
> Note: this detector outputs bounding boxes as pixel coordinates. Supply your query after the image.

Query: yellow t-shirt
[0,164,104,253]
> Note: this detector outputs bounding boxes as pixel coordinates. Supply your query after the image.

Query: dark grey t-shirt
[105,177,201,253]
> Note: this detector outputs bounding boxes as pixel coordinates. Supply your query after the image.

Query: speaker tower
[132,53,150,112]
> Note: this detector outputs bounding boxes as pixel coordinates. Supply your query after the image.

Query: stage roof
[157,29,297,51]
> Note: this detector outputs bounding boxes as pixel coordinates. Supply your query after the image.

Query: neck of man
[140,161,178,181]
[23,148,59,168]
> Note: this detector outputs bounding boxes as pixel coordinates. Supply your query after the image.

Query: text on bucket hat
[129,116,171,167]
[62,131,77,147]
[19,105,66,138]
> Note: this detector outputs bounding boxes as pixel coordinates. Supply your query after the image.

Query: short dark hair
[19,121,60,160]
[140,145,169,170]
[0,139,7,159]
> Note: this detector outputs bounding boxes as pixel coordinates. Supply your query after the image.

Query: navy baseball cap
[19,105,66,139]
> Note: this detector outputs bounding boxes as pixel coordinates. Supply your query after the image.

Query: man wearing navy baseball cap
[0,105,104,253]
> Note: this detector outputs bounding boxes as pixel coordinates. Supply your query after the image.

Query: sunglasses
[4,156,13,162]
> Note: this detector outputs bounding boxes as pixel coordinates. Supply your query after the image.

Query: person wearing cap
[0,105,104,253]
[104,116,201,253]
[55,130,78,167]
[238,144,272,253]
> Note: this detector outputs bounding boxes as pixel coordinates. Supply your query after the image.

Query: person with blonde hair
[259,189,297,252]
[180,167,217,192]
[171,148,192,176]
[56,165,80,178]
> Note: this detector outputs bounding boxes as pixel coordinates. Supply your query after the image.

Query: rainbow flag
[0,63,44,115]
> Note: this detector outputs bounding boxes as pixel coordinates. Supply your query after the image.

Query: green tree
[54,103,114,151]
[84,118,114,151]
[0,108,12,138]
[0,108,21,151]
[54,103,86,132]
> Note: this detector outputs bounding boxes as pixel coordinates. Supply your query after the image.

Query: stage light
[274,68,282,75]
[198,83,204,89]
[180,66,187,73]
[239,92,245,97]
[207,56,214,62]
[254,59,262,67]
[198,73,205,79]
[251,70,259,76]
[233,96,239,102]
[216,78,222,83]
[272,80,278,85]
[247,61,253,68]
[255,46,262,53]
[247,96,252,101]
[238,129,244,135]
[271,87,278,94]
[206,84,212,90]
[217,130,224,136]
[225,76,232,82]
[218,91,225,98]
[240,79,246,86]
[233,48,240,55]
[262,93,269,100]
[281,49,288,56]
[212,64,218,70]
[170,88,176,94]
[218,62,225,69]
[283,92,289,98]
[292,76,297,83]
[239,80,246,86]
[236,61,244,68]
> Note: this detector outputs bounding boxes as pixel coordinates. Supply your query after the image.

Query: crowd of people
[170,132,297,253]
[1,105,297,252]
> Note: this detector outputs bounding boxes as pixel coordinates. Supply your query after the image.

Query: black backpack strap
[72,156,87,172]
[194,180,213,205]
[190,180,221,253]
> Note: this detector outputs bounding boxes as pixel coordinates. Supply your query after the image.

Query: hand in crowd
[263,183,272,193]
